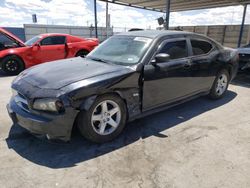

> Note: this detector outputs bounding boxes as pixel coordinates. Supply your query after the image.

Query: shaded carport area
[97,0,250,47]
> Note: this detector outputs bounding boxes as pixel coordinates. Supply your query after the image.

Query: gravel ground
[0,71,250,188]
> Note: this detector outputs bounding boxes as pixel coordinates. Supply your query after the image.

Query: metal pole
[106,2,108,39]
[94,0,98,38]
[238,4,248,47]
[165,0,171,30]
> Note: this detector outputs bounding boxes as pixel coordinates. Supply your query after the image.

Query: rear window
[191,39,213,55]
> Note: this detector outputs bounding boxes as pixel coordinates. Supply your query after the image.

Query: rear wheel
[77,94,127,143]
[75,50,89,58]
[1,56,24,75]
[209,69,230,99]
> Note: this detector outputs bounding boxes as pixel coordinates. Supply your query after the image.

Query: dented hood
[17,57,128,89]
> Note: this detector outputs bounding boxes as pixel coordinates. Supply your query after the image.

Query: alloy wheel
[216,73,228,96]
[91,100,121,135]
[5,60,18,72]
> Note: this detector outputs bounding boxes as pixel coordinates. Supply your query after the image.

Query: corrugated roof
[99,0,250,12]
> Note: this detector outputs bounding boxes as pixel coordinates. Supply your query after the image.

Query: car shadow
[6,90,237,169]
[0,69,12,77]
[231,72,250,88]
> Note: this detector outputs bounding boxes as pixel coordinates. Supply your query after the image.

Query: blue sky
[0,0,249,29]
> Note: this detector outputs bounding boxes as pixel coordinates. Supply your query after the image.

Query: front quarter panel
[61,68,141,119]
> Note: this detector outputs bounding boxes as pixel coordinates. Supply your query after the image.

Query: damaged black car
[7,30,239,143]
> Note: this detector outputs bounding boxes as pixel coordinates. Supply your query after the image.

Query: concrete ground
[0,71,250,188]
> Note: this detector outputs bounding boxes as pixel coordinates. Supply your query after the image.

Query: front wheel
[1,56,24,75]
[209,69,230,99]
[77,94,127,143]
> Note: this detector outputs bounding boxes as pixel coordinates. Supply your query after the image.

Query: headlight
[12,89,18,97]
[32,98,64,112]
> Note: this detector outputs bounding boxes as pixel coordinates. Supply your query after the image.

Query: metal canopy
[98,0,250,12]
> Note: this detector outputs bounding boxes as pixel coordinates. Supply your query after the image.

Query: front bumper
[7,97,78,142]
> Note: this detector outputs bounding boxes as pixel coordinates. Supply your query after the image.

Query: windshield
[25,35,42,46]
[0,32,19,50]
[87,36,152,65]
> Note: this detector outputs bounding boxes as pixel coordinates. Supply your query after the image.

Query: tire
[209,69,230,99]
[1,55,24,75]
[75,50,89,58]
[77,94,127,143]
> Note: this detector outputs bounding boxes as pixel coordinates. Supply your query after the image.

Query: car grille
[15,92,30,112]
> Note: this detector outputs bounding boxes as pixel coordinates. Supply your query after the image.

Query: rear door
[143,38,196,110]
[188,38,217,91]
[35,36,66,63]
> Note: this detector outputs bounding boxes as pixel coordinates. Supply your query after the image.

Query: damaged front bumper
[7,97,78,142]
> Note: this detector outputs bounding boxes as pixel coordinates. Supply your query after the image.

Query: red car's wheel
[75,50,89,58]
[1,55,24,75]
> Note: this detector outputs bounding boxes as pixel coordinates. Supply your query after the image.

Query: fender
[77,88,141,120]
[65,70,142,119]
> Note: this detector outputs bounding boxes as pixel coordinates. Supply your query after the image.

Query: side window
[158,40,188,60]
[40,36,66,46]
[191,39,213,55]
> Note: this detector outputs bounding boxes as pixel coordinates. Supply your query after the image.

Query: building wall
[24,24,113,42]
[3,27,25,41]
[171,25,250,48]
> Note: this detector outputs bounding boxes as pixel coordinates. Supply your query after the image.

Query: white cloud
[1,0,94,26]
[170,5,250,26]
[96,1,161,29]
[0,0,249,29]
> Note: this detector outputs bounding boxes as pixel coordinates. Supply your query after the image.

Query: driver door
[34,36,66,64]
[142,38,195,110]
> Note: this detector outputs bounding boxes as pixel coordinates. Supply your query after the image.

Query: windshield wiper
[88,57,112,64]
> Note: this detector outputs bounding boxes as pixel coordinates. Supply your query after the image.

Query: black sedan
[7,30,239,143]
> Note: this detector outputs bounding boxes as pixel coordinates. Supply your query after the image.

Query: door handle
[183,60,192,68]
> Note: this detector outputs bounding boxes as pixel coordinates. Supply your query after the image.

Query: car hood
[0,28,26,47]
[17,57,130,89]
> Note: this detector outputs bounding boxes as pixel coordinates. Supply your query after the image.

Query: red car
[0,28,99,75]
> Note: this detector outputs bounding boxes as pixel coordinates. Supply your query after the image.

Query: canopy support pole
[165,0,171,30]
[238,4,248,47]
[94,0,98,38]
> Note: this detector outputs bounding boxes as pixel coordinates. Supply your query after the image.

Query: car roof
[117,30,223,48]
[117,30,194,39]
[39,33,71,37]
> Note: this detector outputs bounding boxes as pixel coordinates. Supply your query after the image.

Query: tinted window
[40,36,66,45]
[159,40,188,60]
[191,39,213,55]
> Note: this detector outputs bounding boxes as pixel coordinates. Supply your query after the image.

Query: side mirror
[32,43,40,50]
[34,43,40,48]
[152,53,170,65]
